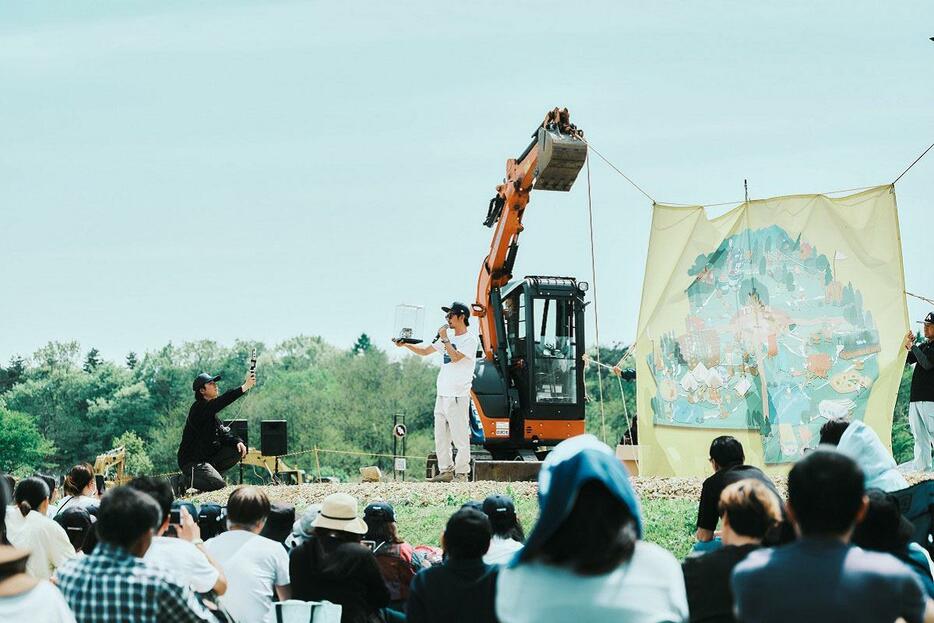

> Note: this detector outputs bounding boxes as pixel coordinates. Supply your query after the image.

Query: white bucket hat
[311,493,368,535]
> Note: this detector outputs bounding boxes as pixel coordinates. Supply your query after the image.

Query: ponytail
[63,463,94,497]
[13,477,49,517]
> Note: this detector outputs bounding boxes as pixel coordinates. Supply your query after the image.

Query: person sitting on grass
[406,507,498,623]
[818,417,909,492]
[495,434,689,623]
[0,471,76,623]
[204,486,290,623]
[6,478,75,580]
[852,488,934,598]
[682,479,782,623]
[128,477,227,597]
[732,450,934,623]
[364,501,425,611]
[289,493,399,623]
[695,436,784,548]
[51,465,99,517]
[481,494,524,566]
[56,486,213,623]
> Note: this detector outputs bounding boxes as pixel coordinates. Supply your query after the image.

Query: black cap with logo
[918,312,934,325]
[442,302,470,326]
[192,372,222,392]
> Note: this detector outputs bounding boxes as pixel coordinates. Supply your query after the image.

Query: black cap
[482,494,516,519]
[260,503,296,545]
[442,302,470,325]
[364,501,395,523]
[918,312,934,325]
[192,372,222,392]
[460,500,483,512]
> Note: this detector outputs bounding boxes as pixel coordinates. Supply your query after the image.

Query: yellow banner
[635,186,908,476]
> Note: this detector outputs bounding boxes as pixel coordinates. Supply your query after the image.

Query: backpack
[373,543,416,602]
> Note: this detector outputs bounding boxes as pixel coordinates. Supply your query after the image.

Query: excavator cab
[472,276,588,458]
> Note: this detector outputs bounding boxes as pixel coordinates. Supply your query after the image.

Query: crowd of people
[1,429,933,623]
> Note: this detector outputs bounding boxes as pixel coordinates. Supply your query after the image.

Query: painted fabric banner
[635,185,908,477]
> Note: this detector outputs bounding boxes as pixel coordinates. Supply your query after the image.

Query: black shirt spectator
[407,508,498,623]
[290,533,389,623]
[908,338,934,403]
[696,464,778,532]
[684,478,783,623]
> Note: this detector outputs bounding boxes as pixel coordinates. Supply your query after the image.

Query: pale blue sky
[2,1,932,363]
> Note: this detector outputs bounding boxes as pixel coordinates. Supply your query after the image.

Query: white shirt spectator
[495,541,688,623]
[49,496,98,518]
[0,579,76,623]
[206,530,289,623]
[483,536,523,566]
[144,536,220,594]
[5,507,75,580]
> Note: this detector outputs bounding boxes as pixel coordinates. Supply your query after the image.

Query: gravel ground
[186,472,933,509]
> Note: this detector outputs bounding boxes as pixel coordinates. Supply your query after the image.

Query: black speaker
[261,420,288,456]
[224,419,249,448]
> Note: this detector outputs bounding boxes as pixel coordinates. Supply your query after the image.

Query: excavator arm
[474,108,587,359]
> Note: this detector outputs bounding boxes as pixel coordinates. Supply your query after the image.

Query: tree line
[0,336,913,479]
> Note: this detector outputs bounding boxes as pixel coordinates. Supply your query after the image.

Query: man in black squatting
[177,369,256,492]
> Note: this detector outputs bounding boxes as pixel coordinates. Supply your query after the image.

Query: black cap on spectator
[482,494,516,519]
[444,508,491,560]
[364,502,395,523]
[260,503,296,545]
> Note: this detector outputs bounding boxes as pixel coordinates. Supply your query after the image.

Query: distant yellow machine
[94,446,129,488]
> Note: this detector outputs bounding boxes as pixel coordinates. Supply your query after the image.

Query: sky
[1,1,932,364]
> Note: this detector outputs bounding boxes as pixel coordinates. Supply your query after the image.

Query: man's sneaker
[453,474,469,483]
[428,470,454,483]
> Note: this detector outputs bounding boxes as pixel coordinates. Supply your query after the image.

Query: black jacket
[176,388,244,468]
[909,341,934,403]
[290,535,390,623]
[406,558,498,623]
[682,544,759,623]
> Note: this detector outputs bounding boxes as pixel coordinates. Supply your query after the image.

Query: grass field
[192,481,700,559]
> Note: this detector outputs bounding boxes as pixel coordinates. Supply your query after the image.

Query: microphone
[431,333,440,344]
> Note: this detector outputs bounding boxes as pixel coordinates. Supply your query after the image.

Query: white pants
[434,395,471,475]
[909,402,934,471]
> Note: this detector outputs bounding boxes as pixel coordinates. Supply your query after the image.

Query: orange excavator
[468,108,590,462]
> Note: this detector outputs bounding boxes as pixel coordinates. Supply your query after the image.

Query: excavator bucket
[533,127,587,191]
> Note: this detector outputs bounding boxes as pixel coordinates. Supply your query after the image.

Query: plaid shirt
[57,542,213,623]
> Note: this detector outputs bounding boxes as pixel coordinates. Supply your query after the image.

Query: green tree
[0,401,55,473]
[83,348,104,373]
[0,355,27,394]
[352,333,373,355]
[111,431,154,477]
[126,351,139,370]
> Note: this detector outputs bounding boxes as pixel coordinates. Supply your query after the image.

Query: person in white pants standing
[396,302,479,482]
[905,313,934,471]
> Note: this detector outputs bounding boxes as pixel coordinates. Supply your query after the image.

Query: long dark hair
[14,477,50,517]
[489,512,525,543]
[364,518,404,546]
[0,473,11,545]
[311,528,367,576]
[63,463,94,497]
[525,481,638,575]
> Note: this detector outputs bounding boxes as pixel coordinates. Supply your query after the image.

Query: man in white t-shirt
[128,477,227,596]
[205,486,290,623]
[396,301,479,483]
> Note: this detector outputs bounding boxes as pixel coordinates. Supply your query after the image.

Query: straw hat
[0,546,36,597]
[311,493,368,535]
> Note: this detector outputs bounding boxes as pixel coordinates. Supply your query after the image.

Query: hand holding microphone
[433,324,450,344]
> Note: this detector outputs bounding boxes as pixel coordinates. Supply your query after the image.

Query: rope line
[907,291,934,306]
[585,154,609,445]
[658,185,880,209]
[893,141,934,185]
[583,138,656,203]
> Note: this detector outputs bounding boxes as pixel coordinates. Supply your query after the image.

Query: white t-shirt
[4,507,76,580]
[495,541,689,623]
[483,536,524,566]
[434,331,479,397]
[205,530,289,623]
[144,536,220,594]
[0,579,76,623]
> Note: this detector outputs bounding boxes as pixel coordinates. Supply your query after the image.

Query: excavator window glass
[503,291,526,364]
[532,296,576,404]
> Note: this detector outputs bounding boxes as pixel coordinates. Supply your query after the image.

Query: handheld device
[250,348,257,373]
[94,474,106,496]
[169,508,181,525]
[361,540,376,551]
